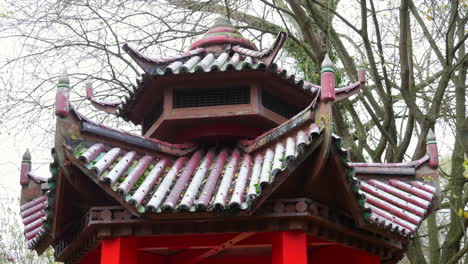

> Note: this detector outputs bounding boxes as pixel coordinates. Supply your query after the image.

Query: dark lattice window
[261,89,301,119]
[142,102,163,133]
[173,86,250,108]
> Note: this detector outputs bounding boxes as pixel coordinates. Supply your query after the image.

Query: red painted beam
[272,232,307,264]
[171,233,255,264]
[138,232,335,251]
[101,237,138,264]
[138,234,238,250]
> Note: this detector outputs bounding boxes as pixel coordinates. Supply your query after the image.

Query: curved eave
[20,156,58,253]
[122,44,206,74]
[44,104,201,238]
[352,155,438,237]
[231,31,288,67]
[61,122,325,218]
[85,84,120,114]
[63,107,198,157]
[328,135,371,226]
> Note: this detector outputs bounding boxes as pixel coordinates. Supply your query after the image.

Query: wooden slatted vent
[173,86,250,108]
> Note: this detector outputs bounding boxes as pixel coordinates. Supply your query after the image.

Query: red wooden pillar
[272,232,307,264]
[101,237,138,264]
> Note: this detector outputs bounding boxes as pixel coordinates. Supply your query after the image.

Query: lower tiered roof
[20,99,438,259]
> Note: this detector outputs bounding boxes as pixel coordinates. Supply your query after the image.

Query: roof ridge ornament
[188,18,257,51]
[357,61,366,83]
[23,148,32,162]
[426,128,439,169]
[58,69,70,84]
[427,128,436,142]
[55,68,70,117]
[84,80,120,115]
[85,80,93,99]
[321,54,335,73]
[20,149,32,186]
[211,17,233,28]
[320,54,335,102]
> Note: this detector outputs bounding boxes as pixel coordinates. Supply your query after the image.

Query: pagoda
[19,18,439,264]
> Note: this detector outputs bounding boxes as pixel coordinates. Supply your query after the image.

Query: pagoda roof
[100,41,362,125]
[18,20,439,264]
[22,98,438,252]
[87,21,363,125]
[116,31,323,123]
[63,109,324,215]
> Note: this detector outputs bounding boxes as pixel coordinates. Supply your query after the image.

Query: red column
[101,237,138,264]
[272,232,307,264]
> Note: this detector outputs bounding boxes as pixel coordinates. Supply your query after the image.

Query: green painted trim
[57,83,70,88]
[363,209,372,220]
[137,206,146,213]
[426,140,437,145]
[321,67,335,73]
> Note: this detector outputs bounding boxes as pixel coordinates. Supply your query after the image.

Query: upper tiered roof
[86,19,364,144]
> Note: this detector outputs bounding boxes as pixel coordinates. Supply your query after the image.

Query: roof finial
[357,60,365,70]
[58,69,70,85]
[55,68,71,117]
[357,61,366,83]
[321,54,335,73]
[426,128,438,169]
[320,53,336,102]
[20,149,32,186]
[189,17,257,51]
[427,128,436,142]
[85,80,93,100]
[211,17,233,28]
[22,148,31,162]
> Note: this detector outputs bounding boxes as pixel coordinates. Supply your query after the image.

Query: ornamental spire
[320,53,335,102]
[211,17,232,28]
[85,80,93,100]
[188,17,257,51]
[20,148,32,185]
[321,54,334,72]
[427,128,436,141]
[357,61,366,83]
[55,68,71,117]
[426,128,439,169]
[22,148,31,162]
[58,69,70,84]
